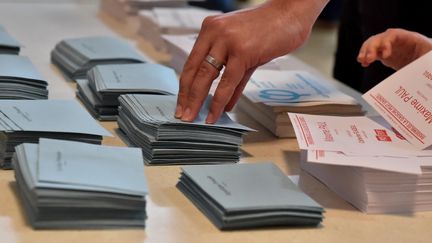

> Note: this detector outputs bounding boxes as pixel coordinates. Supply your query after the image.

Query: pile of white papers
[0,100,111,169]
[162,33,196,73]
[290,113,432,213]
[76,63,178,120]
[237,70,363,137]
[0,25,20,54]
[51,36,147,79]
[0,55,48,99]
[289,51,432,214]
[117,94,253,165]
[100,0,201,22]
[177,163,324,230]
[137,8,220,51]
[13,138,148,228]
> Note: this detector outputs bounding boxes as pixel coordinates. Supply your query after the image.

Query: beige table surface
[0,2,431,243]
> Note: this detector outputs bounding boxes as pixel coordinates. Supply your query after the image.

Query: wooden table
[0,2,431,243]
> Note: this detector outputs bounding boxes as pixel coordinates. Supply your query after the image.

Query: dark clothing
[333,0,432,93]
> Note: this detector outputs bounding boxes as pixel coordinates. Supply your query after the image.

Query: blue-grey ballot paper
[0,54,48,99]
[12,138,148,229]
[0,25,20,54]
[177,163,324,230]
[76,63,178,121]
[51,36,148,79]
[0,99,111,169]
[117,94,254,165]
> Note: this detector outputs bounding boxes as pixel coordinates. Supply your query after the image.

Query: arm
[357,28,432,70]
[175,0,329,123]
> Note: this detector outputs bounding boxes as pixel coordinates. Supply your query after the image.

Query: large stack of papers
[76,63,179,120]
[289,51,432,214]
[13,138,148,228]
[237,70,364,137]
[51,36,147,80]
[117,94,253,165]
[0,25,20,54]
[177,163,324,230]
[100,0,201,22]
[137,8,220,51]
[0,55,48,99]
[290,113,432,213]
[0,100,111,169]
[162,34,196,73]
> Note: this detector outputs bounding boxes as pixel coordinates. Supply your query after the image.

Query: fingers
[358,30,398,67]
[176,33,212,118]
[206,57,245,124]
[180,44,227,122]
[224,67,257,112]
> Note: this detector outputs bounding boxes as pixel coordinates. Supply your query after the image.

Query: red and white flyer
[363,51,432,150]
[288,113,432,156]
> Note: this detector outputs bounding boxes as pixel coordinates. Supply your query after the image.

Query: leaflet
[363,51,432,149]
[288,113,432,156]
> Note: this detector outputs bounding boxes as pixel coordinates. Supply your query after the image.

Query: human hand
[357,28,432,70]
[175,0,329,123]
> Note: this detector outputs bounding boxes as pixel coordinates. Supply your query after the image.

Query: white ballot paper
[289,113,432,157]
[363,51,432,149]
[307,150,422,174]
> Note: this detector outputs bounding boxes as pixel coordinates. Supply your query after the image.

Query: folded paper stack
[13,138,148,228]
[117,94,253,165]
[51,36,147,80]
[0,100,111,169]
[0,25,20,54]
[0,55,48,100]
[290,113,432,213]
[237,70,364,137]
[76,63,178,120]
[177,163,324,230]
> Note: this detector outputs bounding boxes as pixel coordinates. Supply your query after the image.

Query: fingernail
[175,104,183,118]
[206,112,215,124]
[181,107,193,122]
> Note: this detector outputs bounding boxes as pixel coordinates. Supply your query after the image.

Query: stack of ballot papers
[100,0,202,22]
[137,8,220,51]
[289,113,432,213]
[51,36,147,80]
[117,94,253,165]
[13,138,148,229]
[177,163,324,230]
[0,100,111,169]
[237,70,364,137]
[289,51,432,214]
[76,63,179,120]
[0,55,48,100]
[0,25,20,54]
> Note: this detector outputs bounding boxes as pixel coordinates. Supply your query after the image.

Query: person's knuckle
[212,94,227,108]
[202,15,223,30]
[196,64,213,78]
[188,88,202,103]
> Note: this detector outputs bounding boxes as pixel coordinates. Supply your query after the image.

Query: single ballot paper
[288,113,432,156]
[363,51,432,149]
